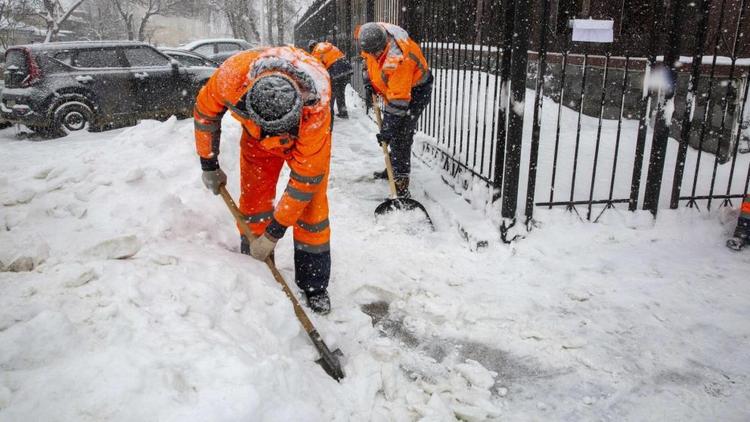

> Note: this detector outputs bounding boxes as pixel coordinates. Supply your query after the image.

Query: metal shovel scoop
[371,96,433,227]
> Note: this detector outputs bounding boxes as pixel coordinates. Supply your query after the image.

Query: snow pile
[1,90,749,421]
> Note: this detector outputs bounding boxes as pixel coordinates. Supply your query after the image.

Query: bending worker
[357,22,433,198]
[194,46,334,314]
[308,39,353,119]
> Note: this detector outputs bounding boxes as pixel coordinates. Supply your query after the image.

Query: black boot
[373,169,388,180]
[336,110,349,119]
[394,176,411,199]
[727,237,746,251]
[305,289,331,315]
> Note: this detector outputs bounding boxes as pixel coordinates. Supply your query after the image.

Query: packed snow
[0,89,749,421]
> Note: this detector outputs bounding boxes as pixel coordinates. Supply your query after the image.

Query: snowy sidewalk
[1,95,749,421]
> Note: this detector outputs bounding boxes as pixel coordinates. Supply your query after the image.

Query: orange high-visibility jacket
[357,22,430,117]
[193,46,332,229]
[311,42,345,69]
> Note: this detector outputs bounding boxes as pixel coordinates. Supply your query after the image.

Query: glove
[376,133,393,147]
[201,168,227,195]
[249,233,278,261]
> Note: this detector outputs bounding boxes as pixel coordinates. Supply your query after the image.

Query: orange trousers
[238,134,331,253]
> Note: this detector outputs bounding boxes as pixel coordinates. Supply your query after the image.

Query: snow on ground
[1,90,749,421]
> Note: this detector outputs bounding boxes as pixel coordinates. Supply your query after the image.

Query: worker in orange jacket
[308,40,352,119]
[194,46,334,314]
[727,195,750,251]
[357,22,433,198]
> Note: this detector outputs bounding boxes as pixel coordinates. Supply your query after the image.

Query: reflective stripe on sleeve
[194,107,223,122]
[194,120,221,132]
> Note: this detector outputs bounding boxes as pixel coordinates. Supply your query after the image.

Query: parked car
[176,38,254,64]
[159,48,219,69]
[1,41,216,137]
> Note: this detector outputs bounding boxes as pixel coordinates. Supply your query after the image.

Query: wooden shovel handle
[372,95,398,199]
[219,186,316,334]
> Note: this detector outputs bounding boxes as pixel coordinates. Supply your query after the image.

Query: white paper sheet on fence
[571,19,614,43]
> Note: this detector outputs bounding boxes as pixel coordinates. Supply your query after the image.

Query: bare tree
[265,0,272,44]
[82,0,124,40]
[210,0,259,42]
[110,0,184,41]
[0,0,36,48]
[275,0,282,44]
[39,0,86,42]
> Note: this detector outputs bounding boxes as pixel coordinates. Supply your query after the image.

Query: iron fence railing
[295,0,750,237]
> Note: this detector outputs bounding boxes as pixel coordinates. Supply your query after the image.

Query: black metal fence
[295,0,750,238]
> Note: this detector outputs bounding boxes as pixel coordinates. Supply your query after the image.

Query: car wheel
[53,101,93,136]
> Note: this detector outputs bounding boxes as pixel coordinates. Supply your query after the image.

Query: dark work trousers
[331,77,349,116]
[389,74,433,177]
[734,195,750,240]
[328,59,352,118]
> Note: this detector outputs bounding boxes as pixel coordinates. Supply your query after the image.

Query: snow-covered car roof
[178,38,252,50]
[159,48,219,65]
[11,40,149,52]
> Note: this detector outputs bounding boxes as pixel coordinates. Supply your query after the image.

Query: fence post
[492,0,516,202]
[642,2,685,216]
[500,0,531,235]
[668,0,709,209]
[525,0,551,224]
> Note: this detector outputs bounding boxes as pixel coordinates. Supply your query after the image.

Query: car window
[216,43,240,53]
[5,50,28,73]
[53,51,73,66]
[74,48,123,68]
[170,53,205,67]
[192,44,214,55]
[123,46,170,67]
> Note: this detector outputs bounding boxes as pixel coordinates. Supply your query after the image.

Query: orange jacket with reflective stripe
[357,22,430,115]
[193,46,332,228]
[311,42,345,69]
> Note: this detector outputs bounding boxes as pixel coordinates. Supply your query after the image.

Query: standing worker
[356,22,433,198]
[194,46,335,314]
[308,39,353,119]
[727,195,750,251]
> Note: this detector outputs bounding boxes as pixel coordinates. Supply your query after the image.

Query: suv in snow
[1,41,215,137]
[159,48,219,69]
[177,38,254,63]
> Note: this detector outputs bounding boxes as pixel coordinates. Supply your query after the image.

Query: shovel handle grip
[218,185,316,334]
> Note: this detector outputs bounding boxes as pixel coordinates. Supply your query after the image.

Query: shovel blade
[309,330,345,381]
[375,198,433,228]
[315,348,345,381]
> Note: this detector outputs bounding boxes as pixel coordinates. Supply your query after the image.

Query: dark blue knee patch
[294,249,331,294]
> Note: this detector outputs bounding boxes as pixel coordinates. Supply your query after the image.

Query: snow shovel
[218,186,345,381]
[371,95,433,226]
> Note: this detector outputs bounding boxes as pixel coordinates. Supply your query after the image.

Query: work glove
[249,233,278,262]
[376,133,392,147]
[201,168,227,195]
